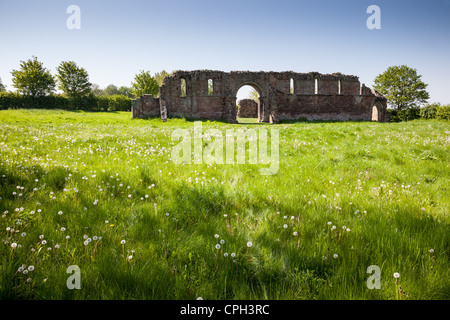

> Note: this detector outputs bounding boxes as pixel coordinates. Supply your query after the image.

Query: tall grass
[0,109,448,300]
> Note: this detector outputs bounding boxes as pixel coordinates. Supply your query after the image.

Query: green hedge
[435,105,450,120]
[0,92,131,112]
[389,104,450,122]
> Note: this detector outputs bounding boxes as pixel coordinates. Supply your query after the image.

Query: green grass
[0,109,449,300]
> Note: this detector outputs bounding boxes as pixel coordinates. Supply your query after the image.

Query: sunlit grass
[0,109,449,300]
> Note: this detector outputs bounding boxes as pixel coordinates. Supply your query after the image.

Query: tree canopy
[56,61,92,98]
[0,77,6,92]
[11,56,56,96]
[154,70,171,87]
[373,65,429,110]
[131,70,159,97]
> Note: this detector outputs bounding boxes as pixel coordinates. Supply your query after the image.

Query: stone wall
[237,99,258,118]
[132,70,389,123]
[131,94,160,118]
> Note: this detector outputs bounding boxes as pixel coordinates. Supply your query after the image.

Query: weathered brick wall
[132,70,389,123]
[237,99,258,118]
[131,94,160,118]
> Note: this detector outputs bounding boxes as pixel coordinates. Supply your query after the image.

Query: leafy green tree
[420,103,440,119]
[249,88,259,103]
[103,84,120,96]
[131,70,159,97]
[56,61,91,98]
[373,65,429,111]
[11,56,56,96]
[91,83,104,96]
[117,86,133,98]
[154,70,171,87]
[435,105,450,120]
[0,77,6,92]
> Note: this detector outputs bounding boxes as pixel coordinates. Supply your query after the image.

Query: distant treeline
[389,103,450,121]
[0,92,131,112]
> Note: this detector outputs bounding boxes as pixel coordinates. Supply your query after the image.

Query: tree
[91,83,104,96]
[131,70,159,97]
[103,84,120,96]
[11,56,55,96]
[0,77,6,92]
[373,65,429,111]
[56,61,91,98]
[420,103,440,119]
[249,88,259,103]
[154,70,170,87]
[117,86,133,98]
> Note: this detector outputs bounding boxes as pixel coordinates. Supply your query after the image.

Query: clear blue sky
[1,0,449,103]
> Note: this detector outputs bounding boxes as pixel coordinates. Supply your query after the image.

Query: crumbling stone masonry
[131,94,160,118]
[237,99,258,118]
[132,70,389,123]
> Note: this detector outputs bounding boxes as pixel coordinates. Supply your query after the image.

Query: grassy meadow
[0,109,448,300]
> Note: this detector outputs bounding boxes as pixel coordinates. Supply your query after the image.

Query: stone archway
[233,82,264,122]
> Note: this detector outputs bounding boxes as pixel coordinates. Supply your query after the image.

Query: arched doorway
[371,104,379,121]
[234,82,263,123]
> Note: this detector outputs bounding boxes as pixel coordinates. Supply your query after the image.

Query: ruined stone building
[237,99,258,118]
[131,70,389,123]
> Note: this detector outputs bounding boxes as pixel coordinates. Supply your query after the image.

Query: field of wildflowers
[0,109,448,300]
